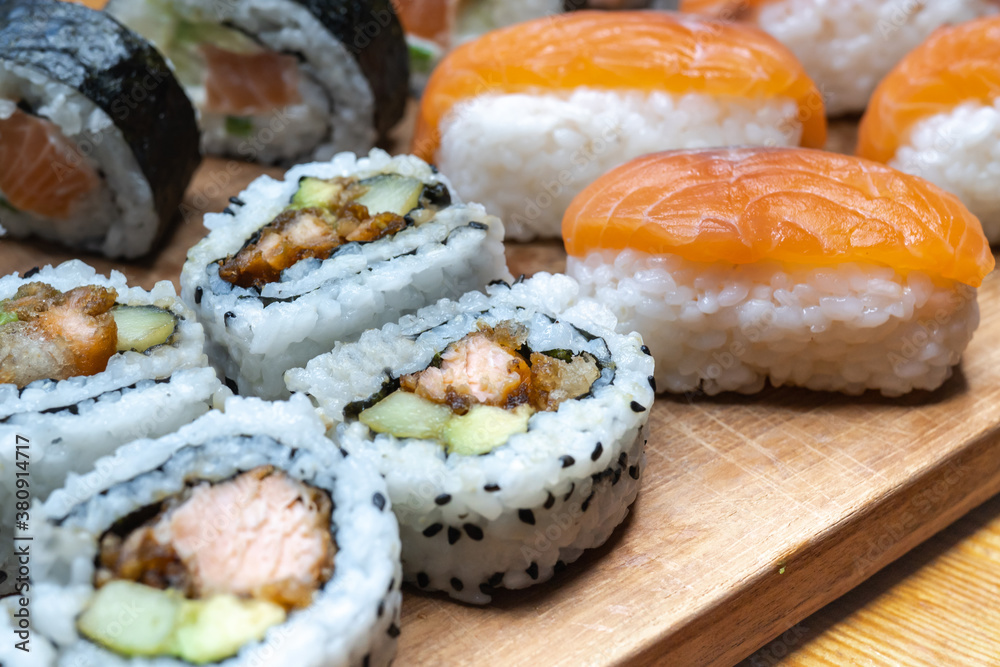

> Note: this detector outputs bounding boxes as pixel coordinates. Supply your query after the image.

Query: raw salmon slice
[562,147,994,287]
[0,107,100,220]
[60,0,109,8]
[679,0,775,18]
[412,10,826,160]
[857,16,1000,164]
[392,0,454,45]
[202,44,303,116]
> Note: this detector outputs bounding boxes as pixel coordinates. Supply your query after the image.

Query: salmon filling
[0,107,101,220]
[96,466,336,611]
[202,44,303,116]
[0,282,117,388]
[359,322,602,455]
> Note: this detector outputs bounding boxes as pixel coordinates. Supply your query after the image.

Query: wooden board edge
[620,424,1000,667]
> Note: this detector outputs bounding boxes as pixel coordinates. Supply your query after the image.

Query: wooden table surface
[3,154,1000,666]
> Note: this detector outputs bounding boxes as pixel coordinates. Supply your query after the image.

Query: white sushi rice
[436,89,802,240]
[749,0,999,115]
[568,250,980,396]
[1,395,402,667]
[890,100,1000,242]
[182,149,511,400]
[108,0,376,163]
[0,63,159,258]
[0,261,224,596]
[287,273,655,604]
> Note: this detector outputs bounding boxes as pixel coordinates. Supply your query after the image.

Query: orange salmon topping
[679,0,776,19]
[202,44,303,116]
[0,108,101,220]
[857,16,1000,164]
[562,147,994,287]
[412,10,826,160]
[392,0,454,45]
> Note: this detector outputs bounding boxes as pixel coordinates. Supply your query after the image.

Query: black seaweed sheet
[0,0,201,255]
[294,0,410,140]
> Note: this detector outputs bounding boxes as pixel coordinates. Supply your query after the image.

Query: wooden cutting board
[2,157,999,667]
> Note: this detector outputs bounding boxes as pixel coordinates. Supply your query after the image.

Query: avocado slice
[360,390,453,440]
[0,310,17,326]
[355,174,424,217]
[113,305,177,353]
[77,581,182,657]
[290,177,345,210]
[171,595,286,665]
[443,404,533,456]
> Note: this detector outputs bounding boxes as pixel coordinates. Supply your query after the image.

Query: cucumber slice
[355,174,423,217]
[171,595,285,665]
[360,390,453,440]
[290,177,345,210]
[443,404,533,456]
[77,581,182,657]
[113,305,177,353]
[0,310,16,326]
[225,116,254,138]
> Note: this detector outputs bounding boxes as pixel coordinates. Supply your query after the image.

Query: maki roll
[286,273,654,603]
[0,0,200,259]
[563,147,994,396]
[677,0,999,115]
[412,11,825,240]
[0,260,224,595]
[181,149,510,400]
[106,0,409,164]
[857,16,1000,242]
[4,395,402,666]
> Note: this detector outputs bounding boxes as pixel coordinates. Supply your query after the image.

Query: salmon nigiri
[563,147,993,397]
[678,0,999,115]
[412,10,824,241]
[858,16,1000,242]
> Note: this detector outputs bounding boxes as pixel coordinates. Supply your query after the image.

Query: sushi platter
[4,158,1000,665]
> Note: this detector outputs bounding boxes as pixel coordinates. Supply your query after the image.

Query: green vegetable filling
[0,310,17,326]
[225,116,254,138]
[112,305,177,353]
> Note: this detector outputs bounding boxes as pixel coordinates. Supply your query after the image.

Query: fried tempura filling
[96,466,336,612]
[0,282,118,388]
[218,177,408,289]
[401,321,601,414]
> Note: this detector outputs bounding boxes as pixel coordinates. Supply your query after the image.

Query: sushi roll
[412,10,826,241]
[563,147,994,396]
[0,260,224,596]
[286,273,654,603]
[857,16,1000,243]
[106,0,409,164]
[677,0,1000,116]
[181,149,510,400]
[0,0,200,259]
[2,395,402,667]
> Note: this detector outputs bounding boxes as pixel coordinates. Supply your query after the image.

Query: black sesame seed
[416,572,430,588]
[423,523,443,538]
[630,401,647,413]
[618,452,628,468]
[448,527,461,545]
[648,375,657,391]
[22,267,40,278]
[223,311,236,325]
[484,483,500,492]
[229,196,245,206]
[387,624,401,638]
[0,570,6,585]
[468,221,488,231]
[388,579,395,593]
[464,523,484,541]
[543,492,555,510]
[591,442,603,462]
[435,493,452,506]
[560,455,575,468]
[194,286,203,305]
[224,377,239,394]
[488,572,504,587]
[479,583,493,595]
[451,577,464,592]
[487,279,511,288]
[372,492,386,511]
[377,600,385,617]
[555,560,567,572]
[564,483,575,502]
[629,465,640,480]
[641,344,652,356]
[582,491,595,513]
[612,468,622,485]
[525,562,539,580]
[514,274,526,285]
[518,509,535,525]
[223,207,235,215]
